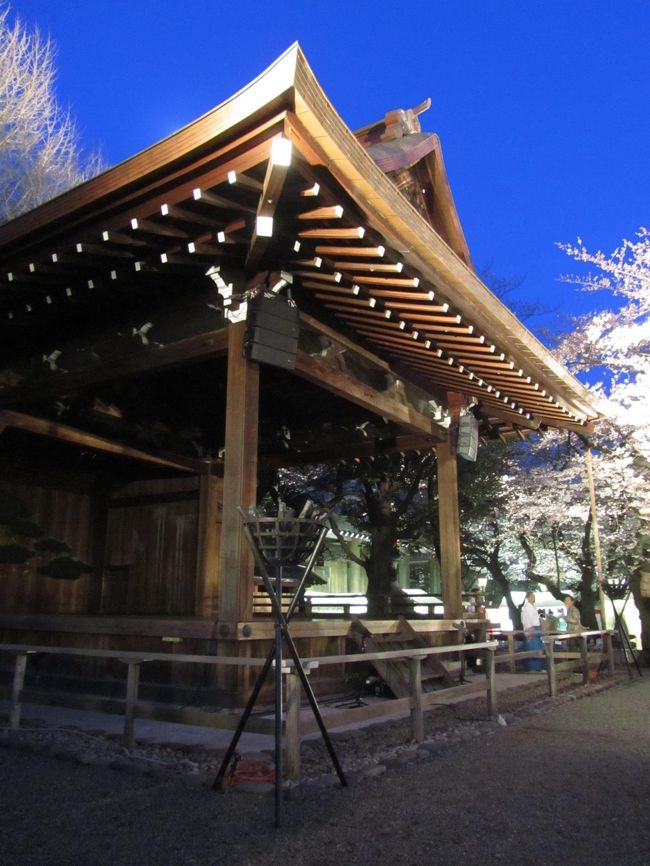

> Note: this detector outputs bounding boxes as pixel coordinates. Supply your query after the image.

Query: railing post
[10,652,30,730]
[580,634,589,685]
[543,638,557,697]
[604,630,615,677]
[409,657,424,743]
[507,633,516,673]
[485,646,497,718]
[285,668,302,783]
[123,661,142,749]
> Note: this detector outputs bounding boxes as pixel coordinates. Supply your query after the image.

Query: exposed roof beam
[246,137,292,271]
[0,411,206,473]
[0,327,230,410]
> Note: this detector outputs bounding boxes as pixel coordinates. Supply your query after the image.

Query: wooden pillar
[195,475,222,616]
[437,434,463,620]
[218,322,259,624]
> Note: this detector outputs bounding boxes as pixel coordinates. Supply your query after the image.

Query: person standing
[561,595,582,633]
[560,594,583,652]
[521,591,545,671]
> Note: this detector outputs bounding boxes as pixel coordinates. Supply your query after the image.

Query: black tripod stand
[213,512,347,827]
[601,579,642,679]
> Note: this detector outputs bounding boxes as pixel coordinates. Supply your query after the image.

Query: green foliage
[0,490,31,524]
[8,518,45,538]
[0,490,90,578]
[34,537,72,555]
[0,543,33,564]
[37,556,92,580]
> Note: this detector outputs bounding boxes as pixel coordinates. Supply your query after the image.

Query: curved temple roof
[0,44,598,439]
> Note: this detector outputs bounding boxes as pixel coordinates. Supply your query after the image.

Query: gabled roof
[354,100,473,269]
[0,44,598,437]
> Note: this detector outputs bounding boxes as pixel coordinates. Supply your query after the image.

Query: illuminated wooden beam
[246,137,292,270]
[298,205,344,220]
[314,245,384,257]
[299,227,365,240]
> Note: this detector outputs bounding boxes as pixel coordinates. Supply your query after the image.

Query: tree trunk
[488,547,522,629]
[578,513,599,629]
[364,521,398,617]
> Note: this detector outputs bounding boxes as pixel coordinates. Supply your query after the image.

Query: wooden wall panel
[104,477,203,616]
[0,481,95,614]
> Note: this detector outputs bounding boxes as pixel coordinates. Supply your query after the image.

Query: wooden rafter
[0,410,206,473]
[245,137,292,272]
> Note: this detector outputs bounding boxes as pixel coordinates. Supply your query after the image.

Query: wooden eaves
[0,44,598,446]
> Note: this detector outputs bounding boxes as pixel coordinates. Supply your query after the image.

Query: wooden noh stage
[0,44,598,708]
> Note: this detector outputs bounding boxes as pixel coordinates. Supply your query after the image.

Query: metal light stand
[602,579,642,679]
[214,513,347,827]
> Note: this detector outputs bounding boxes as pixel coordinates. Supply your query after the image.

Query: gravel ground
[1,672,649,865]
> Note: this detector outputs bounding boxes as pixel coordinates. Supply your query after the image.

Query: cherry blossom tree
[555,229,650,660]
[462,230,649,651]
[0,4,101,223]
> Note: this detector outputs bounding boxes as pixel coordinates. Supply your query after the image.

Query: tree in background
[458,441,528,628]
[274,451,437,617]
[0,4,101,223]
[556,228,650,660]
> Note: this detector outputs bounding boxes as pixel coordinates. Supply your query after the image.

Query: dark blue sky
[10,0,650,336]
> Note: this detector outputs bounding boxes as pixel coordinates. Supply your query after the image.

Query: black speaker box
[244,295,299,370]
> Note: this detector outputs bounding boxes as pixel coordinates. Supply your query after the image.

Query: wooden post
[507,633,516,673]
[604,631,615,676]
[285,669,302,783]
[195,475,222,616]
[123,661,142,749]
[218,322,260,624]
[409,657,424,743]
[580,634,589,685]
[9,652,29,730]
[543,638,557,697]
[436,435,462,620]
[485,647,497,718]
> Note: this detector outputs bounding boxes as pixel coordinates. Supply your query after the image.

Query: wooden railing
[1,632,618,781]
[252,590,446,619]
[542,630,616,696]
[1,640,498,781]
[488,628,616,683]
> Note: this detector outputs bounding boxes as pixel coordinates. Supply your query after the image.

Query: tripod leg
[213,650,274,790]
[274,571,283,828]
[611,602,643,679]
[612,605,632,680]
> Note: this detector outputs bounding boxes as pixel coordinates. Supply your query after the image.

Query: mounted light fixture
[271,136,292,166]
[256,215,274,237]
